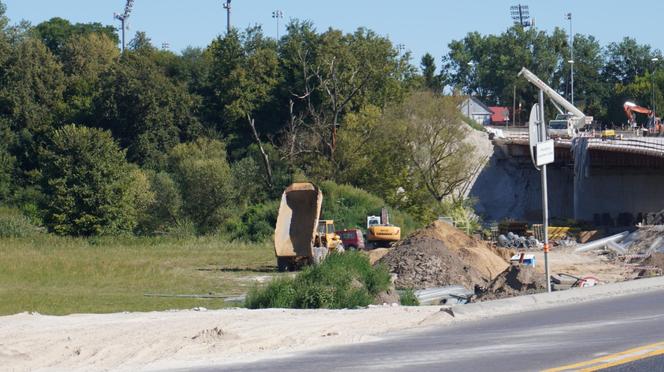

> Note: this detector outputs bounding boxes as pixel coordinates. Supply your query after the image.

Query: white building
[459,96,492,126]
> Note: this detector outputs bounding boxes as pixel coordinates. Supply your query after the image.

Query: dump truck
[273,183,344,271]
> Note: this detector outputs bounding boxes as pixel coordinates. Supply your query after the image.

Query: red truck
[335,228,365,250]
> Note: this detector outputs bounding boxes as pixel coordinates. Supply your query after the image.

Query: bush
[245,251,391,309]
[168,139,235,234]
[399,288,420,306]
[226,200,279,242]
[0,207,43,238]
[40,125,137,236]
[136,171,183,235]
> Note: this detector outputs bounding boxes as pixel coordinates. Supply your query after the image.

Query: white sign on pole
[528,103,541,169]
[536,139,555,166]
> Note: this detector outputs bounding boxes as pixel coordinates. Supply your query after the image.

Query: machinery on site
[624,101,662,135]
[366,207,401,248]
[273,183,344,271]
[518,67,590,138]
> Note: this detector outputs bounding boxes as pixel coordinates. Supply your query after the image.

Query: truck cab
[548,114,575,138]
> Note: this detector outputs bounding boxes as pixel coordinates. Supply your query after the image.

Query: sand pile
[378,220,509,290]
[477,265,547,300]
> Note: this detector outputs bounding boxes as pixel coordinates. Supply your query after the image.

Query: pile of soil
[477,264,547,301]
[378,220,509,290]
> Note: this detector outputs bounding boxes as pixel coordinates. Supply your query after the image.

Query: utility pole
[566,13,574,105]
[272,10,283,39]
[223,0,232,34]
[114,0,135,53]
[539,89,552,293]
[511,85,516,130]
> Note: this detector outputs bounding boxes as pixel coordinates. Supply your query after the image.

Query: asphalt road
[199,289,664,372]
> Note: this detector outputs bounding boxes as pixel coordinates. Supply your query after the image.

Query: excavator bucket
[274,183,323,259]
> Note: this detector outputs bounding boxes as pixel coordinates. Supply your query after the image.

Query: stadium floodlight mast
[272,10,283,39]
[114,0,135,53]
[510,4,532,27]
[222,0,232,34]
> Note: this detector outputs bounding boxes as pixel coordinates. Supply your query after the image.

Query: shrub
[399,288,420,306]
[0,207,42,238]
[40,125,137,236]
[136,171,182,235]
[168,139,235,234]
[226,200,279,242]
[245,251,391,309]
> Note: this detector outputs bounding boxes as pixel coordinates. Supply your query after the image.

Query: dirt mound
[378,220,509,290]
[477,265,546,300]
[366,248,390,265]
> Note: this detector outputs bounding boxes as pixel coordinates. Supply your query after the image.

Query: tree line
[0,1,660,238]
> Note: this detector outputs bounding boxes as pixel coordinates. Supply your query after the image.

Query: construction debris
[574,231,629,253]
[476,264,547,300]
[378,220,509,290]
[413,286,474,305]
[497,232,541,249]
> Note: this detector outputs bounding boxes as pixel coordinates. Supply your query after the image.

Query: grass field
[0,235,277,315]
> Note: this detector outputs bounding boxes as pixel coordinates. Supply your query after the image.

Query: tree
[168,139,235,234]
[128,31,155,53]
[279,22,413,178]
[93,52,202,168]
[0,37,66,178]
[40,125,137,236]
[400,92,477,203]
[420,53,443,92]
[33,17,118,56]
[60,32,119,123]
[603,37,657,86]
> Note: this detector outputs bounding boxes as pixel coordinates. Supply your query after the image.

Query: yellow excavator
[366,207,401,248]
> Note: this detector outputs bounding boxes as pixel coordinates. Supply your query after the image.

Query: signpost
[528,91,553,293]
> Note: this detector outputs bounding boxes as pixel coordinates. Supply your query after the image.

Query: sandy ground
[0,306,447,372]
[532,246,630,283]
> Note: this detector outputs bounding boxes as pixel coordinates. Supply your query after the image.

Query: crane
[518,67,588,137]
[114,0,135,52]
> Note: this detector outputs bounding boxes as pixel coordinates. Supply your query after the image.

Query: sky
[4,0,664,66]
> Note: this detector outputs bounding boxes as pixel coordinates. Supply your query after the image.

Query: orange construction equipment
[624,101,662,134]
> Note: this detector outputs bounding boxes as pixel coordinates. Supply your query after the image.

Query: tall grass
[245,252,392,309]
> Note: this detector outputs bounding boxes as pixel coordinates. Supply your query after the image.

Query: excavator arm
[624,101,652,125]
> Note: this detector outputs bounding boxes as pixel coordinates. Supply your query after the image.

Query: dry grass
[0,235,277,315]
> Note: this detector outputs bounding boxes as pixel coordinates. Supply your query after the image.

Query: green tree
[279,21,413,177]
[0,37,66,178]
[603,37,657,86]
[33,17,118,56]
[93,52,202,168]
[168,139,235,234]
[40,125,136,236]
[61,32,119,123]
[420,53,443,92]
[205,27,281,150]
[137,171,182,234]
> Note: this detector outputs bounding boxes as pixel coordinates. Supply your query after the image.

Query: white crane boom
[518,67,586,129]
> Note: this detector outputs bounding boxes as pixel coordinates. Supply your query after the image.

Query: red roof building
[489,106,510,125]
